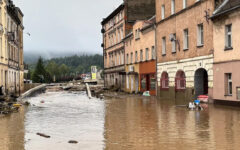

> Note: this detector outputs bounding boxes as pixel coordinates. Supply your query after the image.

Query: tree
[46,61,59,81]
[32,57,51,83]
[59,64,70,77]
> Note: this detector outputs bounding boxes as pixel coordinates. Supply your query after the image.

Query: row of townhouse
[0,0,24,96]
[102,0,240,103]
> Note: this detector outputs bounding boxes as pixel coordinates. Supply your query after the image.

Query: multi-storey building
[0,0,24,96]
[124,17,156,95]
[101,0,155,90]
[156,0,215,102]
[212,0,240,103]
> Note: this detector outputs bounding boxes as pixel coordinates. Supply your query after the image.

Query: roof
[141,15,156,31]
[101,4,124,25]
[212,0,240,19]
[123,32,133,41]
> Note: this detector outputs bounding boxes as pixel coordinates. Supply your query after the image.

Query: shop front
[139,60,156,96]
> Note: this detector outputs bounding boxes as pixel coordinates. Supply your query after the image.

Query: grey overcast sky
[13,0,122,54]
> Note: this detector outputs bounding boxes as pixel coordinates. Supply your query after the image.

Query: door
[14,72,17,94]
[135,75,139,93]
[146,74,150,91]
[131,76,134,92]
[5,71,7,94]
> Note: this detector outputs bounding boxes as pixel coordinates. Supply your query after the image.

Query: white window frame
[183,29,189,50]
[225,24,232,48]
[140,50,143,61]
[145,48,149,61]
[171,0,175,15]
[183,0,187,9]
[226,73,232,95]
[161,5,165,19]
[197,24,204,46]
[151,46,155,59]
[171,33,176,53]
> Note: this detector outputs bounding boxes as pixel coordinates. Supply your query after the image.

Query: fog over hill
[24,50,101,64]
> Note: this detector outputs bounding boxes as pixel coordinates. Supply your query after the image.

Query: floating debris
[68,140,78,144]
[36,133,51,138]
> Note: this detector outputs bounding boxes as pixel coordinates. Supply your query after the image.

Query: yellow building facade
[0,0,24,96]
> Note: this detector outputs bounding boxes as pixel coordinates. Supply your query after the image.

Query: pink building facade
[212,0,240,103]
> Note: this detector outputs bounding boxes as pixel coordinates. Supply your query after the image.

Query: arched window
[175,70,186,90]
[161,72,169,89]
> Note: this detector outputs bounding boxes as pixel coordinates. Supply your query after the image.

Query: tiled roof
[212,0,240,18]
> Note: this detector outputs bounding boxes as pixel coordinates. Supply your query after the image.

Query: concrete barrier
[24,83,41,93]
[18,84,47,101]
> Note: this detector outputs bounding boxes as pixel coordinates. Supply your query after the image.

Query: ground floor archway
[194,68,208,98]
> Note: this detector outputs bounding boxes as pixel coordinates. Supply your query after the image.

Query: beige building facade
[124,19,156,95]
[156,0,215,102]
[102,0,156,90]
[0,0,24,96]
[212,0,240,103]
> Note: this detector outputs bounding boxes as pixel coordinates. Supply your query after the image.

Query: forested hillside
[26,54,103,82]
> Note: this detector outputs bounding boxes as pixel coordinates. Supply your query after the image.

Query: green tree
[59,64,70,77]
[46,61,59,81]
[32,57,51,83]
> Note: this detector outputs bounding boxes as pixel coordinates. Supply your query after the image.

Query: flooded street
[1,91,240,150]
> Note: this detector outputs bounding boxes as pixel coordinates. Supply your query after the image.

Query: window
[140,50,143,61]
[183,29,189,50]
[161,5,165,19]
[237,87,240,100]
[162,37,166,55]
[225,73,232,95]
[197,24,204,46]
[175,70,186,90]
[120,27,123,40]
[135,51,138,62]
[121,51,124,64]
[126,54,129,64]
[171,0,175,15]
[183,0,187,9]
[135,29,140,39]
[141,75,146,90]
[161,72,169,89]
[151,46,155,59]
[126,76,129,89]
[150,74,156,90]
[146,48,149,61]
[225,24,232,49]
[130,52,133,64]
[114,53,117,66]
[118,28,120,43]
[171,33,176,53]
[118,53,121,65]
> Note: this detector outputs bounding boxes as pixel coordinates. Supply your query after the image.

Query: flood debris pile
[0,100,21,115]
[51,83,106,99]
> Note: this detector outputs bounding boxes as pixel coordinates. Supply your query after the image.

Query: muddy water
[1,91,240,150]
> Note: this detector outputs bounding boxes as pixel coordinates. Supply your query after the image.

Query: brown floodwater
[1,91,240,150]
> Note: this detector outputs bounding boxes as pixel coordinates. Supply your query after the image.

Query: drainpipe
[101,25,106,88]
[154,23,158,97]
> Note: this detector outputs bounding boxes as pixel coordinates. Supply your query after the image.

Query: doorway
[194,68,208,98]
